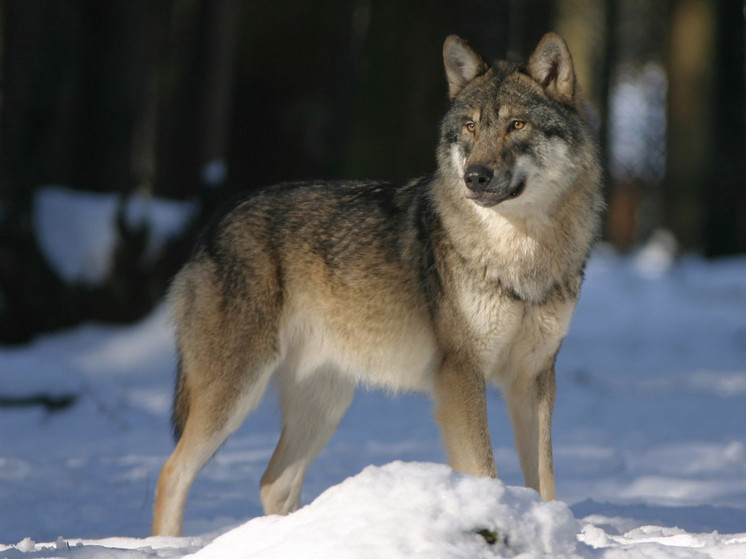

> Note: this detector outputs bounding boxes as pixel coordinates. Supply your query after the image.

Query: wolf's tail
[171,353,190,442]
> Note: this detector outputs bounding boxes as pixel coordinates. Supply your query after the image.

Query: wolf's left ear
[443,35,489,99]
[527,33,578,107]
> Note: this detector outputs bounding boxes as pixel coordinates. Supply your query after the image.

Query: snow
[189,462,580,559]
[33,186,197,285]
[1,233,746,557]
[200,160,228,187]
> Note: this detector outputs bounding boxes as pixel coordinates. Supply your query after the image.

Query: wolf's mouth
[466,178,526,207]
[507,178,526,199]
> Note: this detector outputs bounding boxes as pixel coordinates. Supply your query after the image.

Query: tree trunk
[704,0,746,257]
[72,0,153,193]
[664,0,716,250]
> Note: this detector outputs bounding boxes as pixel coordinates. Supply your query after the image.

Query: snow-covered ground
[1,225,745,556]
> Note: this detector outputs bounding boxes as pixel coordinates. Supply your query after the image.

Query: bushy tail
[171,354,190,442]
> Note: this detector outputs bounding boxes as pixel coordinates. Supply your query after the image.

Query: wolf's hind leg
[505,367,556,500]
[260,367,355,515]
[153,359,276,536]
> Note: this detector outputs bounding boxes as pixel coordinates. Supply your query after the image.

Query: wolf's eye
[465,121,476,133]
[509,120,525,131]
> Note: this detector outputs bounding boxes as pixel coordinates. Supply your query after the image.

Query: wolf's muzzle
[464,165,525,207]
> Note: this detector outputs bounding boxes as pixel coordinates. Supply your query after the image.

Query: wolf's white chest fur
[457,278,575,388]
[447,206,577,385]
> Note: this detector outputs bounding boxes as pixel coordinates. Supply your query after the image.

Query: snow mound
[189,461,581,559]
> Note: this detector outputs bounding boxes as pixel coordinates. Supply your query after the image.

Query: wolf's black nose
[464,166,493,191]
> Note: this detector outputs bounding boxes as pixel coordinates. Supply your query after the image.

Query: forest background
[1,0,744,343]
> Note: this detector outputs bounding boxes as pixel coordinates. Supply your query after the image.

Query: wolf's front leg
[433,357,497,478]
[505,366,557,500]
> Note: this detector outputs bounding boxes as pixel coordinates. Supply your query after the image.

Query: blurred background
[0,0,744,343]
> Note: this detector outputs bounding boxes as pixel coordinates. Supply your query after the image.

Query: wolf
[152,32,603,536]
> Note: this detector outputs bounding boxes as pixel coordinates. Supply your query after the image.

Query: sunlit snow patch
[189,461,581,559]
[33,185,197,285]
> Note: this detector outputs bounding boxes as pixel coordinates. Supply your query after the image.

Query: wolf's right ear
[443,35,489,99]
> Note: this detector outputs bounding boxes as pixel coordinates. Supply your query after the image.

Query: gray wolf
[152,32,603,536]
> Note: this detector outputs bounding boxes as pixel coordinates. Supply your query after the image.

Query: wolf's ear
[527,33,578,106]
[443,35,489,99]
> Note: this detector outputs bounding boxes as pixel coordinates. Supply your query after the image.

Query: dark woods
[0,0,744,342]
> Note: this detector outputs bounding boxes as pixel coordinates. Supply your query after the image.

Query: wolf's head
[437,33,599,218]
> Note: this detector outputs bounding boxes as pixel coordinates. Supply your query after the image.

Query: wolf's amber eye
[510,120,525,131]
[465,121,476,133]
